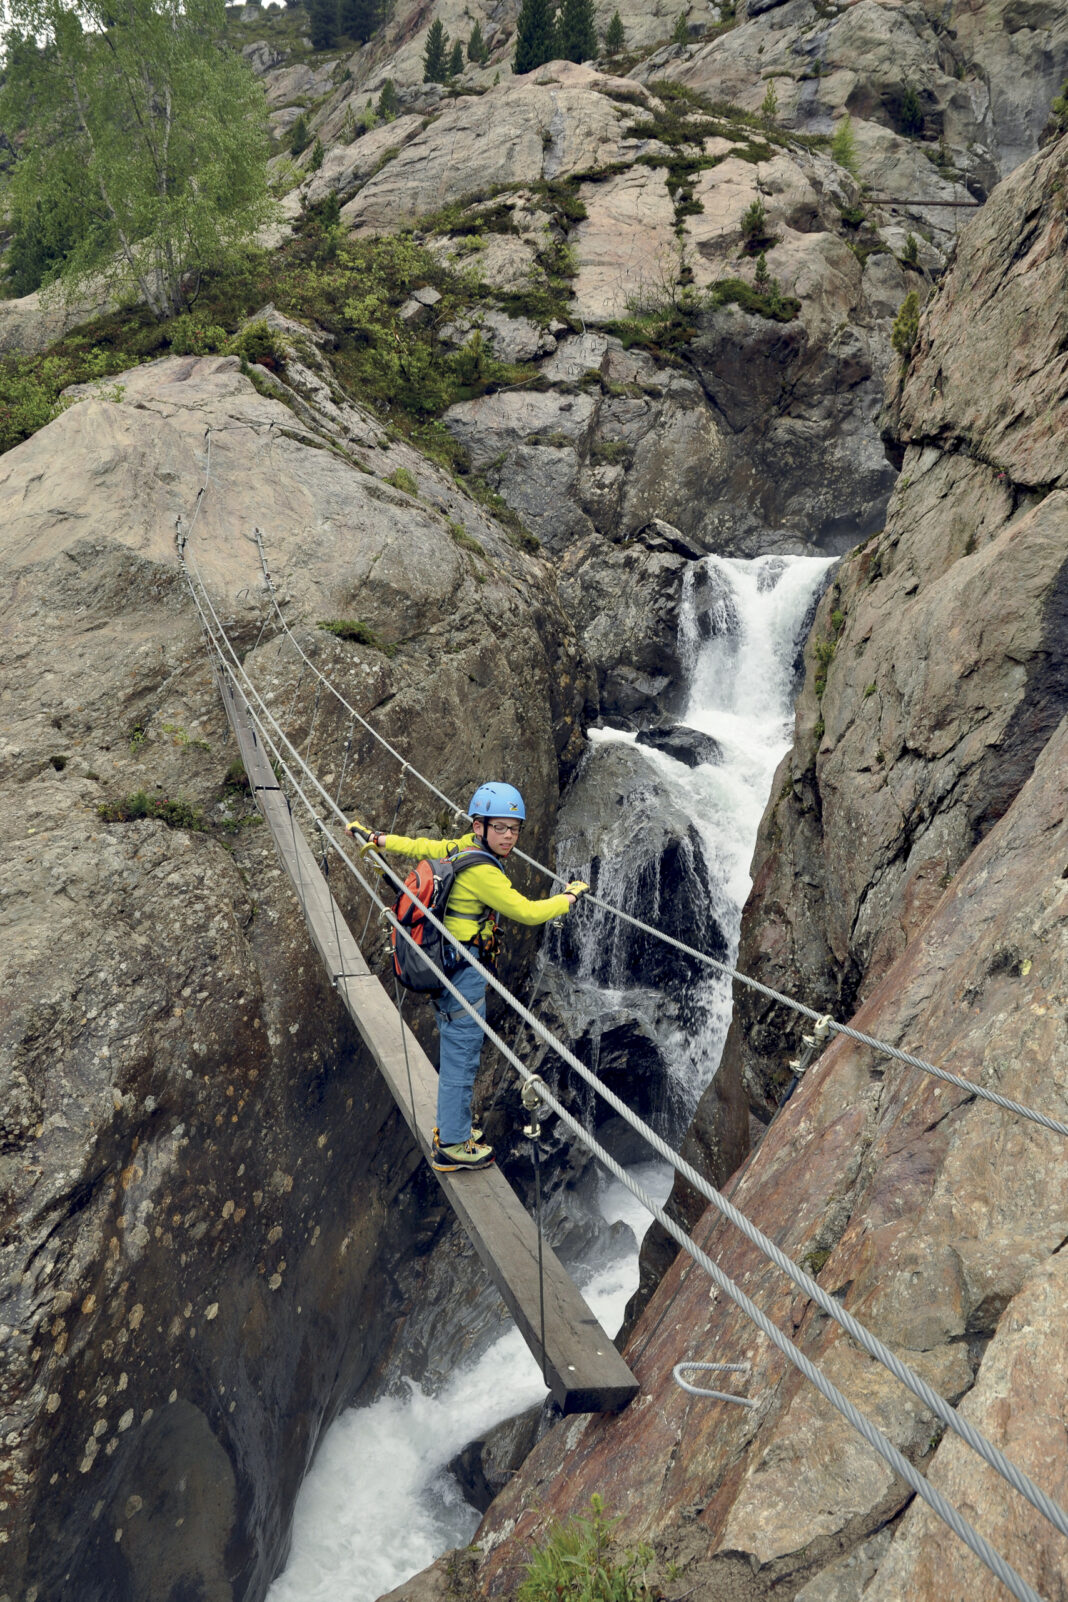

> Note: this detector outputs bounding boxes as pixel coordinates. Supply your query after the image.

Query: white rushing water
[267,551,831,1602]
[266,1165,673,1602]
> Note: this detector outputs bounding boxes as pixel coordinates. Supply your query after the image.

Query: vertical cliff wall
[429,129,1068,1602]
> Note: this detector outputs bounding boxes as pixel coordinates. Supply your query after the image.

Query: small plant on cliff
[899,81,924,137]
[1048,80,1068,136]
[671,11,690,47]
[760,79,779,126]
[740,195,775,253]
[892,290,921,363]
[317,619,396,655]
[830,113,859,176]
[517,1495,658,1602]
[901,232,920,267]
[98,791,206,830]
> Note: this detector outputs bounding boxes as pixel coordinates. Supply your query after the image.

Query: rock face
[0,347,587,1599]
[390,127,1068,1602]
[725,129,1068,1118]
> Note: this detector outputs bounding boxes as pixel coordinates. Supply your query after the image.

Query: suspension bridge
[172,457,1068,1601]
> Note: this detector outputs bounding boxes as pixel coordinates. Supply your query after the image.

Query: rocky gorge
[1,1,1067,1600]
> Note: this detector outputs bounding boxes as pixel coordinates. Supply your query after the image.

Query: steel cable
[246,532,1068,1143]
[176,548,1068,1552]
[216,674,1044,1602]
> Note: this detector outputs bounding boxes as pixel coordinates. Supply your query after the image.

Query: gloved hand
[564,880,589,903]
[346,817,379,846]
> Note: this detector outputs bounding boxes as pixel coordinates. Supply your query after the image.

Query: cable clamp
[789,1014,835,1077]
[521,1076,548,1140]
[673,1360,756,1408]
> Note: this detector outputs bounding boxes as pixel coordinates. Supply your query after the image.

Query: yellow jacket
[380,832,571,942]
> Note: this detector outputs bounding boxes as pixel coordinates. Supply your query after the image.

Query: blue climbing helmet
[468,782,526,822]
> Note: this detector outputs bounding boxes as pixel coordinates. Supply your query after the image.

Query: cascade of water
[265,552,832,1602]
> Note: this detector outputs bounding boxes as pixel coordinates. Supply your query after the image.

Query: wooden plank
[221,679,639,1414]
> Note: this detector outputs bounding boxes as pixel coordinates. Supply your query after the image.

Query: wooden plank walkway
[221,677,639,1415]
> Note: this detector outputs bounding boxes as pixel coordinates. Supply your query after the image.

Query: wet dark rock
[636,726,724,769]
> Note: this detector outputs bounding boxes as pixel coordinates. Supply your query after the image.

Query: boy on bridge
[348,782,587,1172]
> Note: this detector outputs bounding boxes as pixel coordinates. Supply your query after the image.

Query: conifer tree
[671,10,689,46]
[604,10,625,54]
[467,20,489,64]
[447,38,464,77]
[557,0,596,63]
[422,17,449,82]
[376,77,400,119]
[339,0,390,43]
[513,0,557,75]
[309,0,339,49]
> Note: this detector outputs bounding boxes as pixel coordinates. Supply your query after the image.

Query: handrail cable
[246,531,1068,1145]
[177,546,1068,1557]
[184,599,1045,1602]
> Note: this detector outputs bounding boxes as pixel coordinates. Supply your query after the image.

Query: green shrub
[739,195,775,253]
[449,520,486,555]
[317,618,396,655]
[902,232,919,267]
[892,290,920,362]
[98,791,206,830]
[1049,79,1068,134]
[386,466,419,494]
[760,80,778,125]
[518,1496,657,1602]
[289,113,311,156]
[167,314,229,355]
[671,10,689,46]
[830,114,858,176]
[707,275,799,322]
[899,82,923,137]
[377,79,400,120]
[308,137,325,171]
[229,320,286,369]
[0,344,135,455]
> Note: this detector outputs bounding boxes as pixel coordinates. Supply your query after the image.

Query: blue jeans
[433,953,487,1145]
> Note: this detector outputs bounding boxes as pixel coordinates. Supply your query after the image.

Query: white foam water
[266,1165,672,1602]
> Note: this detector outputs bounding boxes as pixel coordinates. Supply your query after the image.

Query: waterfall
[265,552,831,1602]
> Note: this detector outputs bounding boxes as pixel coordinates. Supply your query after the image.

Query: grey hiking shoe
[431,1130,495,1172]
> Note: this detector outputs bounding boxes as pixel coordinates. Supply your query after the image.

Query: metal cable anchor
[673,1360,756,1408]
[521,1076,548,1139]
[788,1013,834,1079]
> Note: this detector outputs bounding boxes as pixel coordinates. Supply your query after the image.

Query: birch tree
[0,0,274,317]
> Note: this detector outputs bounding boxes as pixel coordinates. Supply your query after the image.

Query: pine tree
[513,0,557,75]
[339,0,388,43]
[467,20,489,64]
[447,38,464,77]
[422,17,449,82]
[308,0,339,50]
[557,0,596,63]
[671,10,689,46]
[376,77,400,119]
[604,10,625,54]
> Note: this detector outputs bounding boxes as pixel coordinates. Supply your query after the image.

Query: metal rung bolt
[673,1361,757,1407]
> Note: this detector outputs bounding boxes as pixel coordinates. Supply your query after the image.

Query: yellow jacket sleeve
[378,832,474,858]
[459,863,572,927]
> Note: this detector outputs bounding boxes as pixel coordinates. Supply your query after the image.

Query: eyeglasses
[487,820,521,836]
